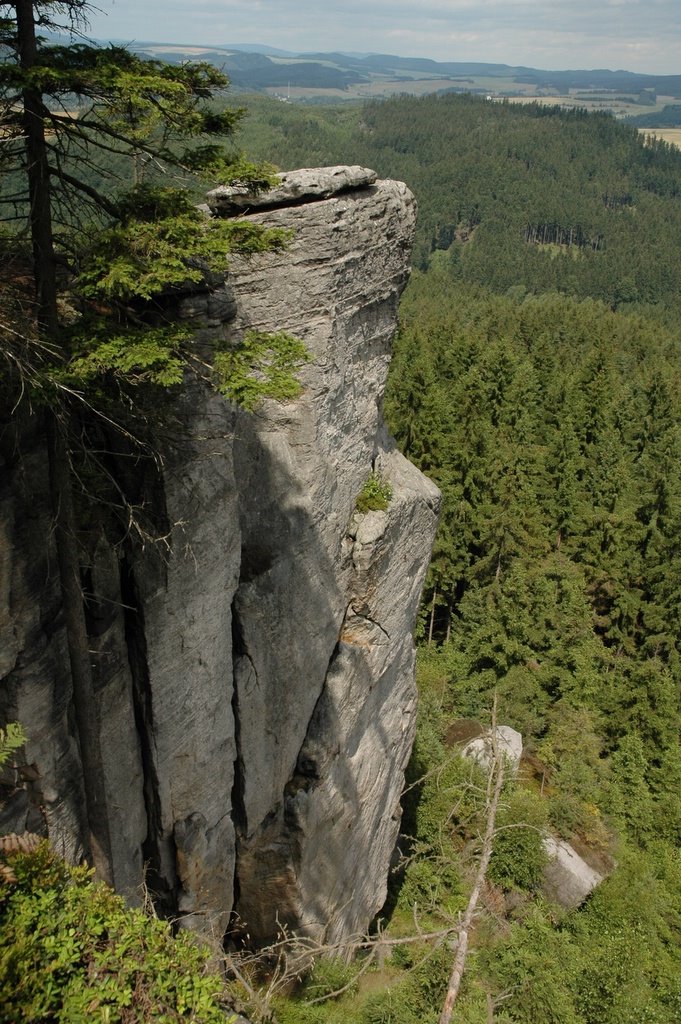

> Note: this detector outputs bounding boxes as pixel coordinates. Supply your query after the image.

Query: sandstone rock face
[0,169,439,946]
[541,835,605,908]
[221,173,439,942]
[0,419,88,865]
[206,165,378,215]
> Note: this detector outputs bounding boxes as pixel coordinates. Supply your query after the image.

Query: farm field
[638,127,681,149]
[265,77,471,100]
[109,42,681,114]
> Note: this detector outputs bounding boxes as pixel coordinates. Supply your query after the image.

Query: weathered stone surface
[125,384,242,934]
[462,726,523,774]
[291,449,439,944]
[0,168,439,947]
[541,835,605,908]
[206,165,378,215]
[0,418,89,866]
[226,177,438,942]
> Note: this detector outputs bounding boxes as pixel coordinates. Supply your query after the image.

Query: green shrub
[355,473,393,514]
[397,854,464,917]
[488,789,548,892]
[362,983,424,1024]
[362,943,452,1024]
[273,998,331,1024]
[548,791,609,849]
[0,844,233,1023]
[0,723,26,768]
[483,908,583,1024]
[272,958,364,1024]
[411,753,482,849]
[303,956,361,1000]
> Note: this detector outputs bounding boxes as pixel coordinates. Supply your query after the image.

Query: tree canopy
[0,0,295,397]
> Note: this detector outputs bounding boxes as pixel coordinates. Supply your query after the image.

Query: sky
[81,0,680,75]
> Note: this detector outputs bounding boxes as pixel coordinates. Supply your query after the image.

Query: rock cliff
[0,167,440,946]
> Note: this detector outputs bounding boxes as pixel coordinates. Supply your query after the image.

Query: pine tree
[0,1,301,882]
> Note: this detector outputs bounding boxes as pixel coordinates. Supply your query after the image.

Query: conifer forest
[234,88,681,1024]
[1,11,680,1021]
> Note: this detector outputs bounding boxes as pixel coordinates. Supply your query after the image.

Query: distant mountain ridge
[50,35,681,99]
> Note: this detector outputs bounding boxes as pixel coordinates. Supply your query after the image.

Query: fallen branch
[439,697,505,1024]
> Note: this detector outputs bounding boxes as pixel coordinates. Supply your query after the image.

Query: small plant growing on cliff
[355,472,393,514]
[0,724,26,770]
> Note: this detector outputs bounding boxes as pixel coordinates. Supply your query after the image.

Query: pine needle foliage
[0,723,26,769]
[0,2,302,409]
[213,329,310,411]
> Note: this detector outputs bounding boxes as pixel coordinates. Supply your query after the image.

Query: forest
[234,91,681,1024]
[1,13,680,1021]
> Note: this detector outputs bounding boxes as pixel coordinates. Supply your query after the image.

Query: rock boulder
[461,726,523,774]
[542,835,605,908]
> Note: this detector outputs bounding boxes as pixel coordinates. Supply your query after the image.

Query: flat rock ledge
[206,165,378,215]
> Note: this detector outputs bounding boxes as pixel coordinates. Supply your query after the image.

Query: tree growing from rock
[0,0,304,883]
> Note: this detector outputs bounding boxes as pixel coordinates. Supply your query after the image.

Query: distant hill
[216,43,297,57]
[625,104,681,127]
[515,67,681,96]
[361,54,529,76]
[53,36,681,103]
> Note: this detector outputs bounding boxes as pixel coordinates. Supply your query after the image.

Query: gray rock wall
[0,168,440,946]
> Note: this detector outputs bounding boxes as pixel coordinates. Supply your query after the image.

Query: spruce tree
[0,1,300,883]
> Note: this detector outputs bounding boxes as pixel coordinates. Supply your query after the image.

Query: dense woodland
[235,92,681,1023]
[237,93,681,321]
[1,23,681,1022]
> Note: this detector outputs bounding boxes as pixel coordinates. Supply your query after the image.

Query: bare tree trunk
[46,416,113,884]
[16,0,113,885]
[428,588,437,646]
[438,713,505,1024]
[16,0,57,330]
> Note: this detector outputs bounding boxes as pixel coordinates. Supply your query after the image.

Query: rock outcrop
[461,726,523,775]
[0,168,439,946]
[207,165,378,215]
[541,836,606,909]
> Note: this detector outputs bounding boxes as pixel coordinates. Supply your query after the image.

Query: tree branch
[46,163,118,217]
